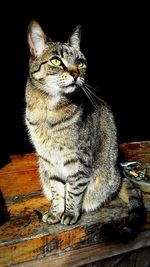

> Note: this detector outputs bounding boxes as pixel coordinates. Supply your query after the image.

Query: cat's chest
[37,131,78,178]
[49,146,65,166]
[49,146,78,178]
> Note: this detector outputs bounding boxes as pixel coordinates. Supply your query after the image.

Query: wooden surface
[0,141,150,267]
[83,246,150,267]
[120,140,150,162]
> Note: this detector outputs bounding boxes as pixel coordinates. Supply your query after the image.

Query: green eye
[77,60,85,68]
[50,57,62,66]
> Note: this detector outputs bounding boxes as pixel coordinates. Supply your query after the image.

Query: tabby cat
[25,20,145,242]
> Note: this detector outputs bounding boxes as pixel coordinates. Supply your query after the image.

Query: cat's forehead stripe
[54,43,78,59]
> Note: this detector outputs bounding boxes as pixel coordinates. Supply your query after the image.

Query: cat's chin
[63,85,77,94]
[63,79,83,94]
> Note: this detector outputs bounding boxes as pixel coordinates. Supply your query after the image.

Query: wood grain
[119,141,150,162]
[0,141,150,267]
[13,232,150,267]
[0,153,38,174]
[0,153,40,199]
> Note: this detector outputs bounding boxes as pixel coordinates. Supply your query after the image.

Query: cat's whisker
[84,84,101,102]
[84,83,99,92]
[83,87,97,106]
[82,84,100,107]
[81,86,97,108]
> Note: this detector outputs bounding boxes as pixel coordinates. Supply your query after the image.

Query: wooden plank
[0,189,149,246]
[0,153,40,200]
[0,197,129,244]
[136,246,150,267]
[0,141,150,267]
[119,141,150,162]
[83,251,137,267]
[0,197,129,265]
[0,196,150,266]
[0,153,37,174]
[13,232,150,267]
[0,195,49,244]
[0,169,41,199]
[0,193,149,244]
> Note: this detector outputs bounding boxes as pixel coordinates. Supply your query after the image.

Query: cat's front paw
[42,210,62,224]
[61,210,80,225]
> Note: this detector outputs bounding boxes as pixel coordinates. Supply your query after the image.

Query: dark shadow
[0,190,10,226]
[0,145,11,169]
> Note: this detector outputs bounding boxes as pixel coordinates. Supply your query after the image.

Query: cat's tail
[102,178,146,243]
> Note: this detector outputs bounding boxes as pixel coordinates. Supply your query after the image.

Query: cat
[25,20,146,242]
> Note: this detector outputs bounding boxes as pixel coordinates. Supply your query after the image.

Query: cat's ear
[68,25,81,50]
[27,20,47,56]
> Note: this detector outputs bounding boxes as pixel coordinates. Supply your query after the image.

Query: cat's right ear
[27,20,47,57]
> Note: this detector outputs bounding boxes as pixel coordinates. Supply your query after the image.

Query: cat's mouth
[64,81,76,87]
[62,78,83,93]
[67,78,83,87]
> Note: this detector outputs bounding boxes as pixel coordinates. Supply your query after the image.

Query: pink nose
[68,67,79,80]
[70,70,78,80]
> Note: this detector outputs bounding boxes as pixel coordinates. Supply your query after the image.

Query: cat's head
[27,20,87,96]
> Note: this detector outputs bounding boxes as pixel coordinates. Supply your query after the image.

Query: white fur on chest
[50,149,77,179]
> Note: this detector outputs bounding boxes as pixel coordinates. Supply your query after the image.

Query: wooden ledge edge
[13,230,150,267]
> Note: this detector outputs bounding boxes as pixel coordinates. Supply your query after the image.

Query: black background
[0,3,149,159]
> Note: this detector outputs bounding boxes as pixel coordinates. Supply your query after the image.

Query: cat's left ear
[68,25,81,50]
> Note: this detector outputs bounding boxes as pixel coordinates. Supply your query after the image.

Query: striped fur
[25,20,145,241]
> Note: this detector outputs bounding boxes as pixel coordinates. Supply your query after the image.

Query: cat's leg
[61,171,89,225]
[38,157,65,224]
[42,179,65,224]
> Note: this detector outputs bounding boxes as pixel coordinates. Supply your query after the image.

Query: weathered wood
[83,252,137,267]
[0,153,38,174]
[12,232,150,267]
[0,154,40,199]
[0,197,131,263]
[136,246,150,267]
[120,141,150,162]
[0,170,40,199]
[0,141,150,267]
[83,246,150,267]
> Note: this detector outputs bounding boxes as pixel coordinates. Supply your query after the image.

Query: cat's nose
[68,67,79,80]
[70,70,79,80]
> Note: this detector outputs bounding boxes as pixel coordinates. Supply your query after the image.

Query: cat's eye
[77,60,85,68]
[50,57,62,66]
